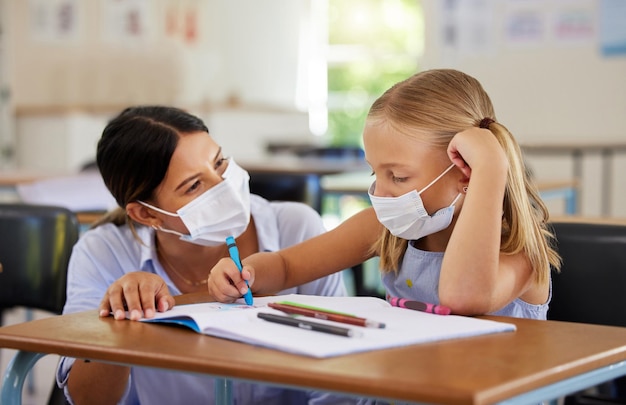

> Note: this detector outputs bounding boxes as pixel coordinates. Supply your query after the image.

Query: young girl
[207,68,561,318]
[58,106,349,404]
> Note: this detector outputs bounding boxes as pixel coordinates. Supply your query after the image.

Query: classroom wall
[3,0,316,170]
[8,0,311,110]
[421,0,626,217]
[4,0,626,216]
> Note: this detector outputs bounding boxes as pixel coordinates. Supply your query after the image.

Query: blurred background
[1,1,626,402]
[1,0,625,218]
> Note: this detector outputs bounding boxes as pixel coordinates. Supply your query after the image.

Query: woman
[56,106,349,404]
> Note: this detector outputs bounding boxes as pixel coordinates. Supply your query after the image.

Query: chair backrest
[0,203,80,315]
[548,220,626,327]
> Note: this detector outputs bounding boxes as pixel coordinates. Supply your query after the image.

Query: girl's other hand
[447,127,507,177]
[207,257,255,303]
[98,272,175,321]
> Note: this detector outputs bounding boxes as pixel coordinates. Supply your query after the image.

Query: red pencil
[268,302,386,329]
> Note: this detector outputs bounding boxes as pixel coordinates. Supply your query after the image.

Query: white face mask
[139,159,251,246]
[368,164,462,241]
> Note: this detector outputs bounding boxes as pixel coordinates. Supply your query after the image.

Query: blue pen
[226,236,254,305]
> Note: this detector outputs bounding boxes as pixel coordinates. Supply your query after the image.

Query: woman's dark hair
[97,106,209,209]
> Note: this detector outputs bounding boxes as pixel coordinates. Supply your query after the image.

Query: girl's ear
[126,202,158,228]
[459,175,470,194]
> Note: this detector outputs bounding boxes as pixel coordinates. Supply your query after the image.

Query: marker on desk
[226,236,253,306]
[257,312,360,338]
[268,302,386,329]
[389,297,451,315]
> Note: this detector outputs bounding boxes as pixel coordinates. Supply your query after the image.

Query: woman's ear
[126,202,158,228]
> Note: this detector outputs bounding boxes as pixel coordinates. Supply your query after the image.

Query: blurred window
[326,0,424,147]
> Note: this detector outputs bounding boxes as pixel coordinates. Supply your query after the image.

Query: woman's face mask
[368,164,462,241]
[139,159,251,246]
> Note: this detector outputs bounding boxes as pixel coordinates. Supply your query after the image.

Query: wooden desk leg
[1,351,46,405]
[214,377,233,405]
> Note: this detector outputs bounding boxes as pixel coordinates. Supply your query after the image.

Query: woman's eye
[187,180,201,193]
[392,176,407,183]
[215,157,229,171]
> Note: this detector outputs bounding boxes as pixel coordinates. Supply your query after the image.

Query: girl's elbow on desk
[439,292,499,316]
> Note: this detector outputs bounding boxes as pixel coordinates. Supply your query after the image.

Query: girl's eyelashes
[369,170,408,183]
[392,176,408,183]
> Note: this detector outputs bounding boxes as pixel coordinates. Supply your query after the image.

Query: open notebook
[139,294,516,358]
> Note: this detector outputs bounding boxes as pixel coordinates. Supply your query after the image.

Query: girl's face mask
[368,164,462,241]
[139,159,251,246]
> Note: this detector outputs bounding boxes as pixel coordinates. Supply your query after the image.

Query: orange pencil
[268,302,386,329]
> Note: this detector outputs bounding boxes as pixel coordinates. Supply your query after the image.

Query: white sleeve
[57,225,141,404]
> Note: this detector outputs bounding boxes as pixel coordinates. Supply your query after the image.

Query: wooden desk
[549,215,626,226]
[2,310,626,405]
[0,170,71,186]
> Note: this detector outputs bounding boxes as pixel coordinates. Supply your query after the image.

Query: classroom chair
[548,218,626,404]
[0,203,80,405]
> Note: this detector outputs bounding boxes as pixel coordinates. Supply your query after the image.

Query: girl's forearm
[246,208,380,294]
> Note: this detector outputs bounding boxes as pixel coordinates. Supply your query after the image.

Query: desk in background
[241,156,368,213]
[0,170,112,231]
[0,171,65,203]
[522,140,626,217]
[1,305,626,405]
[321,171,579,215]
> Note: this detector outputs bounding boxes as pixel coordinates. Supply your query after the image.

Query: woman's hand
[207,257,255,303]
[99,272,176,321]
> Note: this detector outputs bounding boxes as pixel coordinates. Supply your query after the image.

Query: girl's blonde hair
[368,69,560,285]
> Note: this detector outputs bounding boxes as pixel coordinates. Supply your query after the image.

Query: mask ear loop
[450,192,463,206]
[418,164,456,194]
[138,200,180,217]
[152,225,186,238]
[143,203,186,237]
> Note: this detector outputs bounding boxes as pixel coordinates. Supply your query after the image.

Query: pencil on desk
[268,302,386,329]
[257,312,361,337]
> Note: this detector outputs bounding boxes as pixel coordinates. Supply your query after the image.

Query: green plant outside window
[327,0,423,147]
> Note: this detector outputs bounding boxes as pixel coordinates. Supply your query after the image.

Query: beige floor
[1,307,60,405]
